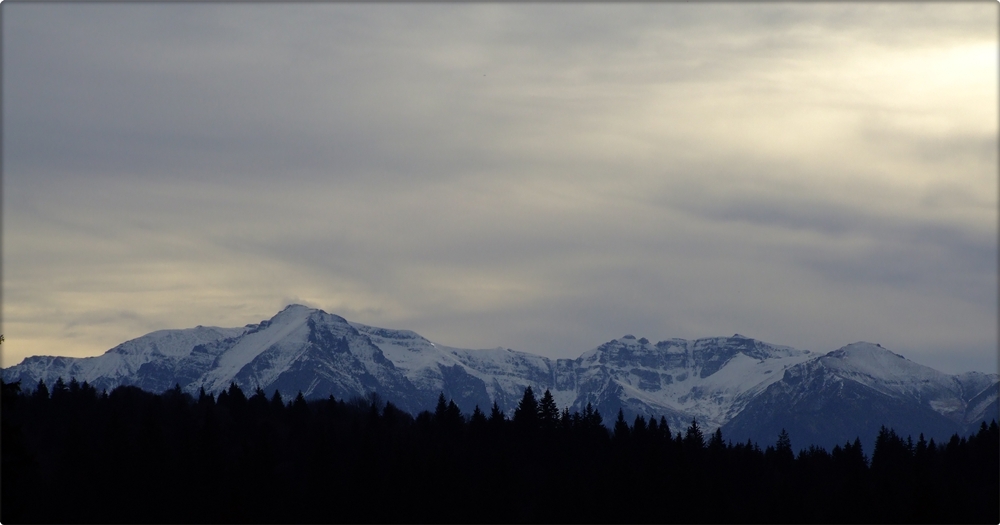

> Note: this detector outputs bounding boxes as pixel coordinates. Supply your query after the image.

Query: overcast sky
[2,3,997,374]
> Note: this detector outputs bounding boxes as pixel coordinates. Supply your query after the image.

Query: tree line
[2,379,997,523]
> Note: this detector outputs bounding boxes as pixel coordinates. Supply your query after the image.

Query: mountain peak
[278,303,316,315]
[266,304,338,326]
[821,341,949,385]
[834,341,899,358]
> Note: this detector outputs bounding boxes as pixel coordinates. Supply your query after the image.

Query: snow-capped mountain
[722,342,1000,450]
[347,323,819,431]
[4,305,431,412]
[3,305,997,448]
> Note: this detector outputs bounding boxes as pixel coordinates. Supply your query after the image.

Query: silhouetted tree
[583,402,603,429]
[632,415,649,447]
[613,409,630,441]
[33,379,49,401]
[249,387,268,409]
[197,386,214,408]
[445,400,462,427]
[560,407,572,431]
[470,405,487,429]
[775,428,793,463]
[269,390,284,412]
[488,401,505,426]
[51,377,68,400]
[684,418,704,450]
[2,377,996,524]
[434,393,448,421]
[708,427,725,453]
[658,416,670,441]
[538,389,559,430]
[513,386,539,430]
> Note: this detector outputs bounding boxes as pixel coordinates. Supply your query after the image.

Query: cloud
[2,3,995,376]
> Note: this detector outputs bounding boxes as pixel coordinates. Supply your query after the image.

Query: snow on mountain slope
[175,307,423,407]
[954,371,999,403]
[345,327,823,428]
[349,322,456,388]
[817,342,993,422]
[721,341,1000,450]
[198,305,316,393]
[965,382,999,428]
[3,305,995,445]
[1,325,246,391]
[447,346,561,403]
[570,335,818,430]
[350,321,560,411]
[346,324,818,428]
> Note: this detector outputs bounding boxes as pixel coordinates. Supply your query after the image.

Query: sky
[2,3,997,375]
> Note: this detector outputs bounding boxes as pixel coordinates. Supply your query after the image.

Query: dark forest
[2,379,997,523]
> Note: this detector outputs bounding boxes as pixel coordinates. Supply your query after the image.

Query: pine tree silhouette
[513,386,539,430]
[33,379,49,401]
[613,409,630,441]
[775,428,793,463]
[488,400,506,425]
[470,405,487,429]
[538,389,559,430]
[684,417,704,450]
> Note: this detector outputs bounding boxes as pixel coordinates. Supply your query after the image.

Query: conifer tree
[79,381,97,401]
[445,400,462,427]
[51,377,68,400]
[470,405,487,427]
[269,390,284,412]
[708,428,725,452]
[289,391,309,427]
[228,382,246,400]
[382,401,404,430]
[560,407,572,430]
[488,400,505,425]
[684,417,704,449]
[915,432,928,458]
[775,429,792,458]
[513,386,539,429]
[292,391,307,409]
[434,393,449,422]
[583,402,596,428]
[613,409,630,441]
[249,387,268,414]
[198,387,214,407]
[466,404,486,439]
[216,389,230,407]
[633,415,647,433]
[33,379,49,401]
[538,389,559,429]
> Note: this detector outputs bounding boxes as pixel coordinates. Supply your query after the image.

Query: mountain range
[3,304,996,450]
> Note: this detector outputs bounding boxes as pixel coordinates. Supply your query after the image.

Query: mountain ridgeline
[3,304,997,450]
